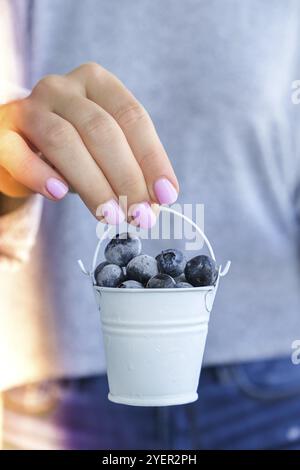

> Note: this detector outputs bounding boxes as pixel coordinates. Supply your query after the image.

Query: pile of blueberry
[94,232,218,289]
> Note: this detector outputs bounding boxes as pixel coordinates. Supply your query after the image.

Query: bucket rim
[93,284,216,293]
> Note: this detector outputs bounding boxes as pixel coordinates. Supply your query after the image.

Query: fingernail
[46,178,69,200]
[100,199,125,225]
[154,177,178,205]
[132,202,156,229]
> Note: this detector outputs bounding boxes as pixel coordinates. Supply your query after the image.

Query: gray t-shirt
[1,0,300,389]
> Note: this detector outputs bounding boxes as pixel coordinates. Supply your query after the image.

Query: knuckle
[114,102,148,129]
[81,62,104,79]
[5,99,37,133]
[12,98,31,124]
[33,74,65,97]
[100,120,118,144]
[0,101,20,128]
[44,120,75,150]
[16,97,30,114]
[81,113,114,140]
[119,172,143,196]
[138,147,162,170]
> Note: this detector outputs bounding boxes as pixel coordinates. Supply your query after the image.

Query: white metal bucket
[79,206,230,406]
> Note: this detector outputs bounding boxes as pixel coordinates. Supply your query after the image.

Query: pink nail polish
[132,202,156,229]
[46,178,69,200]
[101,199,125,225]
[154,177,178,205]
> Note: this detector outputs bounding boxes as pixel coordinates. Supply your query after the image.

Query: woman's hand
[0,63,179,228]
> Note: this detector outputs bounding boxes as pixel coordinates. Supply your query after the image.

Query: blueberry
[184,255,218,287]
[96,264,125,287]
[156,249,186,277]
[126,254,158,285]
[119,280,144,289]
[94,261,109,280]
[174,273,187,283]
[104,232,142,266]
[175,282,193,288]
[146,273,176,288]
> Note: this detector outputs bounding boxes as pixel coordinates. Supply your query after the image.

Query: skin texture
[0,63,179,225]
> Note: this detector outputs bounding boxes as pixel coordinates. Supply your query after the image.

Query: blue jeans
[3,357,300,450]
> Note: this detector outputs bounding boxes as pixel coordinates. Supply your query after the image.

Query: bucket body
[94,285,216,407]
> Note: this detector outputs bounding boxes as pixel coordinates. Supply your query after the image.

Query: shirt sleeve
[0,0,44,270]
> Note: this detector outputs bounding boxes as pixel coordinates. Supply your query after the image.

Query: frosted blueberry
[146,273,176,288]
[94,261,109,280]
[174,273,187,283]
[175,281,193,288]
[96,264,125,287]
[126,254,158,285]
[105,232,142,266]
[119,280,144,289]
[156,249,186,277]
[184,255,218,287]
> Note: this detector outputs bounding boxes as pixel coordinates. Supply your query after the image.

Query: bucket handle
[78,206,231,284]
